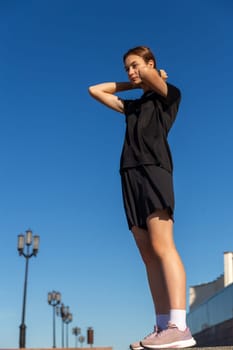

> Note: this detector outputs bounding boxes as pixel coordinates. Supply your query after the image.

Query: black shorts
[120,165,174,230]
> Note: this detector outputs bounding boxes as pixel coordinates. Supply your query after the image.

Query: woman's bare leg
[146,209,186,310]
[131,226,170,315]
[140,210,196,347]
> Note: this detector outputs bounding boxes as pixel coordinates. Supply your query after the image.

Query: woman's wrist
[158,69,168,81]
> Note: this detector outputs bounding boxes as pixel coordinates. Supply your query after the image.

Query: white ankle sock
[156,314,170,330]
[170,309,187,331]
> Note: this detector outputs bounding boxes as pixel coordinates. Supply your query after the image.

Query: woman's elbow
[88,85,96,97]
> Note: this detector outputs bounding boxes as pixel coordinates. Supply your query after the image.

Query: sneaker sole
[142,337,196,349]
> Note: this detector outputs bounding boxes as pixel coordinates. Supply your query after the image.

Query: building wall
[187,282,233,334]
[224,252,233,287]
[187,252,233,346]
[189,252,233,312]
[189,274,224,312]
[193,318,233,346]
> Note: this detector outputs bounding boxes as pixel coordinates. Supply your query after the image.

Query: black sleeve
[156,83,182,134]
[123,99,137,116]
[157,83,181,108]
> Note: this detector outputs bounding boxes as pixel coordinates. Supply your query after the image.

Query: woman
[88,46,196,349]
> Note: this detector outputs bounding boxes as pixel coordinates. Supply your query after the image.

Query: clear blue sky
[0,1,232,349]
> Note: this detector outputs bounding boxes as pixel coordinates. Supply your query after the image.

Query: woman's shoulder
[151,83,181,107]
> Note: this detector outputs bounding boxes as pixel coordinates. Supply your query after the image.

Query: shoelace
[156,324,177,337]
[144,331,156,339]
[144,326,162,339]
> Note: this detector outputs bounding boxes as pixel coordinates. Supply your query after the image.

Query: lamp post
[56,305,61,347]
[79,335,85,348]
[72,327,81,348]
[17,229,40,348]
[48,291,61,348]
[58,304,70,348]
[87,327,94,348]
[64,312,73,348]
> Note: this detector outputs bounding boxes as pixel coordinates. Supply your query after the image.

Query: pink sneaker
[130,326,161,350]
[140,323,196,348]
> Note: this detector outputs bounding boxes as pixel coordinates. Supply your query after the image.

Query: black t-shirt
[120,83,181,173]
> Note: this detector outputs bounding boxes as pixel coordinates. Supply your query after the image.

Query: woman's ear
[147,59,155,69]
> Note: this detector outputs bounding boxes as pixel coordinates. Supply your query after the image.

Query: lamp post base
[19,324,26,348]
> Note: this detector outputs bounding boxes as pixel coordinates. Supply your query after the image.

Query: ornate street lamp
[87,327,94,348]
[48,291,61,348]
[72,327,81,348]
[64,312,73,348]
[56,304,63,347]
[17,229,40,348]
[79,335,85,348]
[57,304,70,347]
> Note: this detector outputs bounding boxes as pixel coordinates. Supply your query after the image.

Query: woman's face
[124,54,145,84]
[124,54,153,85]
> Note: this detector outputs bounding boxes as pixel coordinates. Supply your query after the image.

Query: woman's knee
[131,226,156,265]
[146,211,175,259]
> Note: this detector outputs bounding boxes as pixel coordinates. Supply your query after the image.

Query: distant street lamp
[57,304,70,347]
[79,335,85,348]
[48,291,61,348]
[56,304,63,347]
[17,229,40,348]
[72,327,81,348]
[87,327,94,348]
[64,312,73,348]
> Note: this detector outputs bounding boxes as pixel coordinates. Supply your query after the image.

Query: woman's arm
[139,67,168,97]
[88,82,136,113]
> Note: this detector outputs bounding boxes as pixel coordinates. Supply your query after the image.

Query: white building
[187,252,233,346]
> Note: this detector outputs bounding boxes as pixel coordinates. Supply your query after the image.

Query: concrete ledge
[0,348,113,350]
[173,348,233,350]
[190,348,233,350]
[1,347,232,350]
[3,347,233,350]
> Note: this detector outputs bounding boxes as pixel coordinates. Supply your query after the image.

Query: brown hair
[123,46,157,68]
